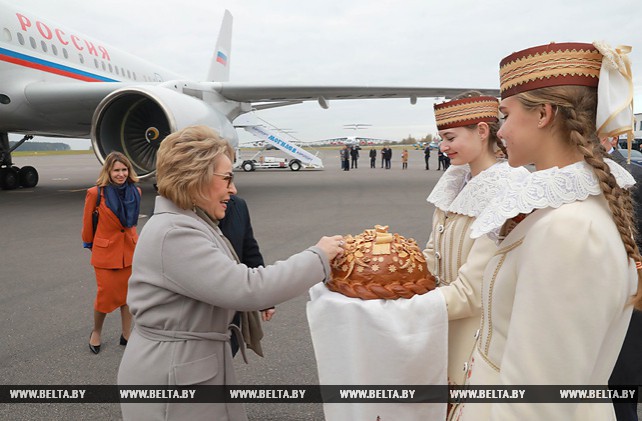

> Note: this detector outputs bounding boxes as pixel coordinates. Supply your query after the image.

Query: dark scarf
[104,182,140,228]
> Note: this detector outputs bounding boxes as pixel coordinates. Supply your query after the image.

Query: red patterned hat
[434,96,500,131]
[499,42,602,99]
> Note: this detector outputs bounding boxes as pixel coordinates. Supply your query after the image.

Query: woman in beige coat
[424,93,529,389]
[117,126,344,421]
[452,42,641,421]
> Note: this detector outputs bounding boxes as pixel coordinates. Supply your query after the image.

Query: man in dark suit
[604,137,642,421]
[424,144,431,170]
[219,195,274,357]
[385,147,392,169]
[350,145,360,169]
[369,148,377,168]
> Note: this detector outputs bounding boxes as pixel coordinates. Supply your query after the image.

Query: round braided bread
[326,225,436,300]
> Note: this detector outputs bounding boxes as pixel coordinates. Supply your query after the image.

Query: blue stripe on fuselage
[0,46,119,82]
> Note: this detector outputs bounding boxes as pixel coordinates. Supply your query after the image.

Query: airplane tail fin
[207,10,233,82]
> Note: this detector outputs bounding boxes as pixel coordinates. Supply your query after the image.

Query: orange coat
[81,186,140,269]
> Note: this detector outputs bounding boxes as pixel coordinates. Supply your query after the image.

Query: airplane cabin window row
[4,26,153,82]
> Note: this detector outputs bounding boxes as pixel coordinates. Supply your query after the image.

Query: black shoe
[89,332,101,354]
[120,334,128,346]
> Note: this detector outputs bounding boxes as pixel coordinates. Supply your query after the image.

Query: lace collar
[427,161,530,217]
[470,159,635,240]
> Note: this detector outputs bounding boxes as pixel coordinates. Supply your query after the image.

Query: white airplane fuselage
[0,4,180,136]
[0,1,245,184]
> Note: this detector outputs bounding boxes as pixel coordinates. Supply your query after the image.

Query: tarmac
[2,150,638,420]
[0,149,442,420]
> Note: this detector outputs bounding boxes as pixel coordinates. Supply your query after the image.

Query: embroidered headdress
[499,42,634,152]
[434,96,499,131]
[499,42,602,99]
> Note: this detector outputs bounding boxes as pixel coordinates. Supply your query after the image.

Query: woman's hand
[315,235,345,261]
[261,308,276,322]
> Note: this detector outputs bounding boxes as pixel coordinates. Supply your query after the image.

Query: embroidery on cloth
[470,158,635,241]
[427,161,530,217]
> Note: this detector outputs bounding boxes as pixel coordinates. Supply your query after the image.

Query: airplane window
[79,54,84,64]
[101,61,106,71]
[40,40,47,53]
[52,44,58,56]
[115,65,119,75]
[127,70,131,79]
[94,58,99,68]
[63,48,68,59]
[2,28,11,42]
[108,63,113,73]
[29,36,36,49]
[133,72,137,80]
[17,33,25,45]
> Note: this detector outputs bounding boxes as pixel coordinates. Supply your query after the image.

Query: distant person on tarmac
[424,144,431,170]
[350,145,359,169]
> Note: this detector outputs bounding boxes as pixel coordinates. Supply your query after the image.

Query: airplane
[0,0,500,189]
[307,136,392,147]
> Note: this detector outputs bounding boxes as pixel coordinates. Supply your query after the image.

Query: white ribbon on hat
[593,41,635,162]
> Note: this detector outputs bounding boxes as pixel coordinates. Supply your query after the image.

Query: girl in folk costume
[453,42,640,421]
[82,152,141,354]
[424,93,530,388]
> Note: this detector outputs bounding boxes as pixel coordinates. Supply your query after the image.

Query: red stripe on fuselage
[0,53,99,82]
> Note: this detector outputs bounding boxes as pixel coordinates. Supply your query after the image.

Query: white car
[239,156,303,171]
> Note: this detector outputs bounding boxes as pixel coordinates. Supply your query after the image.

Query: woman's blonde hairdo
[156,125,234,210]
[96,151,139,186]
[516,85,642,309]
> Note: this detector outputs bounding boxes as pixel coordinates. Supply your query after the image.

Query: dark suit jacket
[218,196,264,268]
[608,149,642,394]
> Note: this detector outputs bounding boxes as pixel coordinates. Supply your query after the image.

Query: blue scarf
[104,182,140,228]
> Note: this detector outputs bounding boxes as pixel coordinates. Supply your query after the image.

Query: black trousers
[609,311,642,420]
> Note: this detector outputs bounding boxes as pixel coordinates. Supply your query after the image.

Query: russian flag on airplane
[216,50,228,66]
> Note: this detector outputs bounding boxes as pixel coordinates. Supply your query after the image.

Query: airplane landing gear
[0,133,39,190]
[0,166,19,189]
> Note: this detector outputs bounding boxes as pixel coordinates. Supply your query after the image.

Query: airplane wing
[21,81,500,122]
[16,81,500,140]
[211,83,500,107]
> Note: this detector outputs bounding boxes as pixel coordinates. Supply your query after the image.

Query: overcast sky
[11,0,642,149]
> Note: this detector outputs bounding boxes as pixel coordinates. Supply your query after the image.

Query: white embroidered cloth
[427,161,530,217]
[307,284,448,421]
[470,159,635,240]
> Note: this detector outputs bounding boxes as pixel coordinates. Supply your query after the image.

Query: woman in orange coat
[81,152,141,354]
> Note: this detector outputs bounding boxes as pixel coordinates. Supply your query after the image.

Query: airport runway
[5,151,637,420]
[0,149,443,420]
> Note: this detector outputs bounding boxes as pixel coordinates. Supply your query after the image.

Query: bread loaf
[327,225,436,300]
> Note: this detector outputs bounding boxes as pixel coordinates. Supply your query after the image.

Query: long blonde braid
[519,86,642,310]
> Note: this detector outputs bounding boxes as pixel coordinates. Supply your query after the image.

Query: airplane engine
[91,86,239,179]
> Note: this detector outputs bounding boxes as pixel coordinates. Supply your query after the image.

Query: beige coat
[118,196,330,421]
[424,162,528,385]
[456,195,636,421]
[424,209,497,385]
